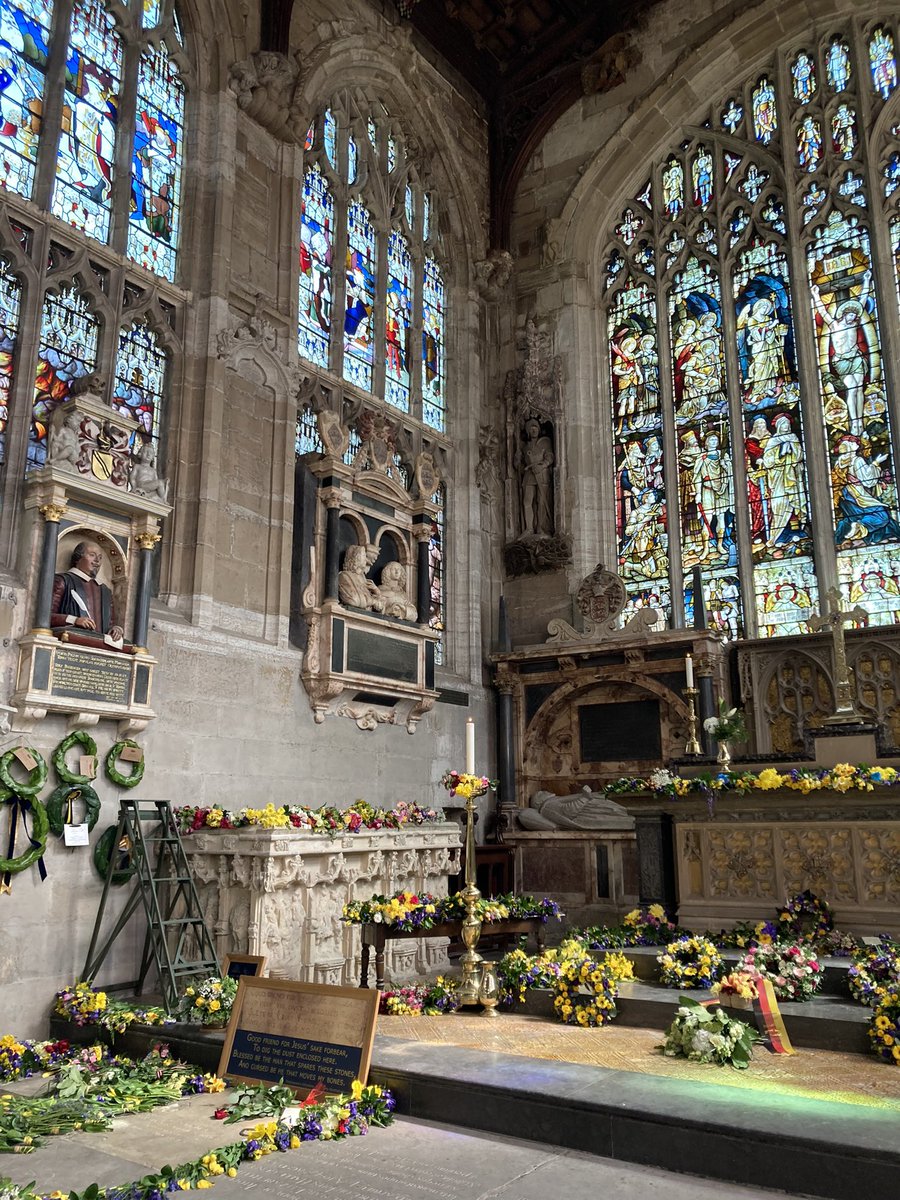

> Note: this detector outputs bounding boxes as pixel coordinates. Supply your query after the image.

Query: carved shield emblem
[576,563,627,623]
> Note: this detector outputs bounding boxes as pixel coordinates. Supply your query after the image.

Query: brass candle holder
[457,787,484,1006]
[683,686,702,756]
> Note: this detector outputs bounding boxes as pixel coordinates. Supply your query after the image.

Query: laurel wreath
[52,730,99,785]
[46,782,102,838]
[0,748,48,798]
[93,825,137,885]
[0,788,50,875]
[105,741,145,789]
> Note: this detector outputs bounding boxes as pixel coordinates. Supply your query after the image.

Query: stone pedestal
[808,722,879,768]
[182,823,461,986]
[505,830,639,925]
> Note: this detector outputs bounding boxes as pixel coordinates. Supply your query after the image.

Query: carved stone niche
[13,380,172,733]
[299,408,440,733]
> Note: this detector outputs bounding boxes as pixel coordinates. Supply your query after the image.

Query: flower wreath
[552,953,619,1027]
[657,935,723,990]
[0,788,49,876]
[105,740,145,789]
[52,729,98,785]
[848,945,900,1007]
[775,890,834,942]
[0,747,48,797]
[46,782,101,837]
[93,824,136,885]
[739,941,824,1002]
[869,986,900,1064]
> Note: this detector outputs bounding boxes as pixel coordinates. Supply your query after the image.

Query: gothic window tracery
[601,18,900,636]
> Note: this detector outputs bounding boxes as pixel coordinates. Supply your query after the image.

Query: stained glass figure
[661,157,683,219]
[305,121,315,151]
[692,145,714,208]
[30,285,98,469]
[127,41,185,283]
[295,404,323,456]
[635,180,652,209]
[831,103,857,159]
[796,116,822,171]
[385,230,412,413]
[755,558,818,637]
[423,192,431,241]
[826,37,851,92]
[884,152,900,198]
[422,256,444,430]
[697,571,742,639]
[324,108,337,167]
[808,213,900,583]
[343,201,376,390]
[791,52,816,103]
[298,166,334,370]
[635,241,655,276]
[751,77,777,144]
[615,209,642,245]
[429,484,445,663]
[367,117,377,148]
[760,195,786,233]
[838,170,866,206]
[802,183,827,223]
[347,133,358,184]
[142,0,159,28]
[0,0,53,199]
[0,258,20,464]
[696,221,716,254]
[728,208,749,247]
[52,0,122,241]
[387,135,396,173]
[838,549,900,623]
[620,586,670,630]
[664,231,685,268]
[739,163,768,202]
[721,100,743,133]
[869,27,897,100]
[724,152,742,182]
[113,320,166,449]
[404,184,414,231]
[605,249,625,288]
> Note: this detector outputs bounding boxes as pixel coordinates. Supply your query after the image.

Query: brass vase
[478,964,500,1017]
[716,739,732,769]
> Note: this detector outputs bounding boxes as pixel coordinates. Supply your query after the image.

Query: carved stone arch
[43,254,117,327]
[849,637,900,741]
[337,510,367,548]
[373,525,411,569]
[0,204,39,289]
[759,648,833,755]
[120,289,182,357]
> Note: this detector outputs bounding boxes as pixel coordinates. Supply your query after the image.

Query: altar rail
[182,824,461,987]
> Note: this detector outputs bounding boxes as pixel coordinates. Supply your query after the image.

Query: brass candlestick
[457,788,484,1007]
[683,686,701,756]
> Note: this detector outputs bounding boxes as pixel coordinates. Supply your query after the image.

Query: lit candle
[685,654,694,689]
[465,718,476,774]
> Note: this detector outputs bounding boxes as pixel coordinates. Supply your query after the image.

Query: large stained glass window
[429,484,445,663]
[298,167,333,369]
[422,256,444,430]
[0,259,21,464]
[30,285,99,469]
[113,319,167,447]
[343,201,376,390]
[385,231,411,412]
[600,22,900,633]
[0,0,53,199]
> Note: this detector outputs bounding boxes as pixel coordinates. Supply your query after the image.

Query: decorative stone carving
[375,561,418,621]
[503,533,571,578]
[475,425,500,495]
[338,544,384,612]
[518,786,635,831]
[228,51,305,143]
[317,409,350,459]
[216,294,278,360]
[413,451,439,499]
[129,441,168,502]
[581,34,639,96]
[474,248,514,300]
[576,562,627,624]
[47,410,80,470]
[545,562,661,643]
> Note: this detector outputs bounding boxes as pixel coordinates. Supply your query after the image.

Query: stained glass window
[797,117,822,171]
[429,484,445,663]
[367,117,377,148]
[299,167,334,370]
[422,257,444,431]
[751,77,777,144]
[831,104,857,159]
[791,52,816,103]
[423,193,431,241]
[305,121,315,151]
[343,201,376,390]
[721,100,742,133]
[324,109,337,167]
[141,0,159,27]
[30,285,99,469]
[404,185,414,231]
[0,0,53,199]
[692,147,713,208]
[826,37,851,92]
[870,27,897,100]
[127,41,184,283]
[661,157,683,219]
[347,134,357,184]
[113,320,166,448]
[295,404,323,456]
[387,136,396,173]
[0,259,21,465]
[52,0,123,241]
[385,231,412,413]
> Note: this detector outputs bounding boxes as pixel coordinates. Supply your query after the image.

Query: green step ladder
[82,798,220,1013]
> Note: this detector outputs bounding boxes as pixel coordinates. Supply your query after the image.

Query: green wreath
[105,741,145,789]
[47,783,101,838]
[0,790,49,875]
[0,748,48,798]
[93,825,136,885]
[52,730,98,785]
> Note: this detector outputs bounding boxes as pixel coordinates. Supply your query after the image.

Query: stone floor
[377,1012,900,1111]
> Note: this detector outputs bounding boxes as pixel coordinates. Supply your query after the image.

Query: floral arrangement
[176,799,442,836]
[703,700,747,743]
[54,981,172,1034]
[0,1035,72,1082]
[739,942,824,1001]
[341,889,562,930]
[712,972,760,1001]
[869,986,900,1065]
[176,976,239,1026]
[661,996,759,1068]
[776,890,834,942]
[440,770,497,800]
[622,904,680,944]
[709,920,779,949]
[603,762,898,800]
[495,947,563,1005]
[379,976,460,1016]
[552,953,620,1027]
[657,935,723,990]
[848,942,900,1007]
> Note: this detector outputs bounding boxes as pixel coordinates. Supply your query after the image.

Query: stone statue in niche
[377,561,418,621]
[517,786,635,831]
[338,544,384,612]
[520,418,555,536]
[129,442,168,502]
[48,410,80,470]
[51,540,125,650]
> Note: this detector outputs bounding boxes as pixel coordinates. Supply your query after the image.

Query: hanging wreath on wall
[0,748,48,798]
[46,783,102,838]
[52,730,98,785]
[0,787,49,881]
[105,741,145,789]
[93,825,136,885]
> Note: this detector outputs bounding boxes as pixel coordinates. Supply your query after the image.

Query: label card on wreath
[120,745,143,763]
[63,823,90,847]
[79,755,98,780]
[218,978,379,1096]
[14,748,36,771]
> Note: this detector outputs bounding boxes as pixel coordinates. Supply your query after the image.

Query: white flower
[690,1029,713,1055]
[649,769,674,789]
[703,717,720,733]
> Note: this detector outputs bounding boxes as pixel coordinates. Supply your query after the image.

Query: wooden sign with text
[218,978,380,1095]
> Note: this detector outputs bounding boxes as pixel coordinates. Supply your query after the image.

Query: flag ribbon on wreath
[2,796,48,892]
[702,977,794,1055]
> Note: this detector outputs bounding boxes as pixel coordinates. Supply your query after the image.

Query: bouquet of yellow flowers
[176,976,238,1026]
[441,770,497,800]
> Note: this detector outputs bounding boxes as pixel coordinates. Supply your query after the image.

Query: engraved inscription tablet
[51,647,132,705]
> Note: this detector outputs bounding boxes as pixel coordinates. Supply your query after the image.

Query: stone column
[132,531,161,651]
[696,652,716,757]
[323,495,341,601]
[494,665,517,841]
[33,502,67,633]
[415,529,431,624]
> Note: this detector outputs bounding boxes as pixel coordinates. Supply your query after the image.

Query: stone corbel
[228,50,306,142]
[474,249,514,301]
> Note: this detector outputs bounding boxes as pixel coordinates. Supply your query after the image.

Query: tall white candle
[465,718,476,774]
[685,654,694,689]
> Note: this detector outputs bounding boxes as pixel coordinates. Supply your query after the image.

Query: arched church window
[30,284,99,470]
[429,483,445,663]
[114,319,168,448]
[0,259,21,466]
[601,17,900,635]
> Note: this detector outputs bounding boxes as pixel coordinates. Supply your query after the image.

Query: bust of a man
[517,786,635,831]
[50,541,124,650]
[338,544,384,612]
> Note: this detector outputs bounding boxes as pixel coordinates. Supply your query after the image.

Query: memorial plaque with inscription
[51,646,132,706]
[223,953,267,980]
[219,978,379,1095]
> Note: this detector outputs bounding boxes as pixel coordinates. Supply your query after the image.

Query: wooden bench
[357,917,549,990]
